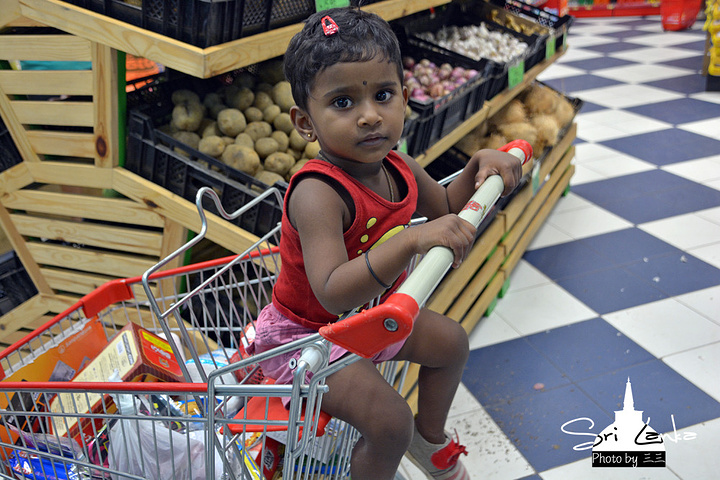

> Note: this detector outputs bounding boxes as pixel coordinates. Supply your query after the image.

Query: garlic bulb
[416,23,528,64]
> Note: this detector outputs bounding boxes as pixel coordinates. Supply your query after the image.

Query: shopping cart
[0,140,531,480]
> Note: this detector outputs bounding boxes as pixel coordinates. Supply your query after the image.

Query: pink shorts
[247,303,405,390]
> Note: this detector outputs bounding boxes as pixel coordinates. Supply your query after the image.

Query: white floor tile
[582,154,656,178]
[706,178,720,191]
[573,142,627,164]
[505,259,553,291]
[574,109,671,141]
[689,91,720,105]
[540,457,682,479]
[550,191,597,213]
[537,64,586,81]
[450,383,483,418]
[562,35,617,49]
[664,343,720,403]
[567,25,629,36]
[592,64,694,83]
[609,46,700,64]
[662,417,720,480]
[446,407,536,480]
[546,204,633,240]
[677,117,720,140]
[695,206,720,226]
[639,213,720,250]
[496,283,597,335]
[571,84,684,109]
[662,155,720,184]
[526,221,576,249]
[555,48,604,63]
[468,314,521,350]
[627,32,708,47]
[569,163,607,185]
[603,298,720,358]
[675,285,720,325]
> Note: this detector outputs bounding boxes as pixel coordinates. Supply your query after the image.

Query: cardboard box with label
[50,322,185,441]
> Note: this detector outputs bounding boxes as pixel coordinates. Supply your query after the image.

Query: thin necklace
[318,150,395,203]
[382,162,395,203]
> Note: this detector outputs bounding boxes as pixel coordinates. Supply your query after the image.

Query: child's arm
[289,175,476,315]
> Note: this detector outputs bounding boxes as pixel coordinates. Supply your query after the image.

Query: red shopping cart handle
[319,293,419,358]
[320,140,532,358]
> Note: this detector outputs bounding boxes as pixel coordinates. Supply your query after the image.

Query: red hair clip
[321,15,339,36]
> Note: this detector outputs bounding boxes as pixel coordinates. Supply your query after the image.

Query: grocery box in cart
[125,71,286,238]
[58,0,316,48]
[394,2,543,100]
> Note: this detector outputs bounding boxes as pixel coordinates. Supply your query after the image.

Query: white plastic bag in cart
[106,415,229,480]
[105,389,240,480]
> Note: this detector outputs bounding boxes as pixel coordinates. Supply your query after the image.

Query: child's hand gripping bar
[318,140,533,358]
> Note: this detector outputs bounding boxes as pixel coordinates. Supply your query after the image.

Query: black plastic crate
[125,74,285,238]
[0,116,23,174]
[61,0,315,48]
[394,3,541,101]
[0,251,38,316]
[484,0,574,56]
[401,42,492,156]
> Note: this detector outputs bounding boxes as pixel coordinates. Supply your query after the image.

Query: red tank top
[272,150,419,331]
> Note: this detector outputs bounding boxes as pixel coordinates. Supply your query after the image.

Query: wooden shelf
[16,0,452,78]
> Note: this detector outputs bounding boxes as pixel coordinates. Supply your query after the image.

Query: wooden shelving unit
[0,0,576,410]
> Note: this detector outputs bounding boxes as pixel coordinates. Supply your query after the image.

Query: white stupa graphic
[592,378,666,467]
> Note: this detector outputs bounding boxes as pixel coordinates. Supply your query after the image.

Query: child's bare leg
[322,358,414,480]
[393,308,469,443]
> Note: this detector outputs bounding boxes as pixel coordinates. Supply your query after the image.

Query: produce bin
[400,42,493,156]
[59,0,315,48]
[0,252,38,316]
[482,0,574,55]
[0,116,23,174]
[126,73,285,238]
[394,2,542,100]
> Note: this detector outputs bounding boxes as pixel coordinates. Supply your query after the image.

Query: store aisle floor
[399,14,720,480]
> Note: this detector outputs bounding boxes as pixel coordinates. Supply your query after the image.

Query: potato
[263,104,281,124]
[235,132,255,149]
[172,130,200,147]
[171,102,204,131]
[271,81,295,112]
[304,141,320,159]
[217,108,247,137]
[264,151,295,176]
[198,135,226,158]
[253,91,274,111]
[244,121,273,141]
[289,129,308,151]
[288,148,303,161]
[201,120,222,138]
[221,144,260,175]
[171,89,200,106]
[244,106,264,123]
[270,130,289,152]
[222,136,235,145]
[227,86,255,111]
[254,170,286,190]
[287,159,308,180]
[272,80,295,112]
[273,112,294,134]
[255,137,280,159]
[172,131,200,156]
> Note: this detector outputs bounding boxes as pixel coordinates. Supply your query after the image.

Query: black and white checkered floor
[399,14,720,480]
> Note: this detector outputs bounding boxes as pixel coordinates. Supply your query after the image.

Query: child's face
[301,57,408,165]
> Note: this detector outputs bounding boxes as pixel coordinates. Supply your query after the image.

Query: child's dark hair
[284,7,403,111]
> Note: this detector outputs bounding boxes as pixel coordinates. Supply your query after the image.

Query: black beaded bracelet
[364,250,392,289]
